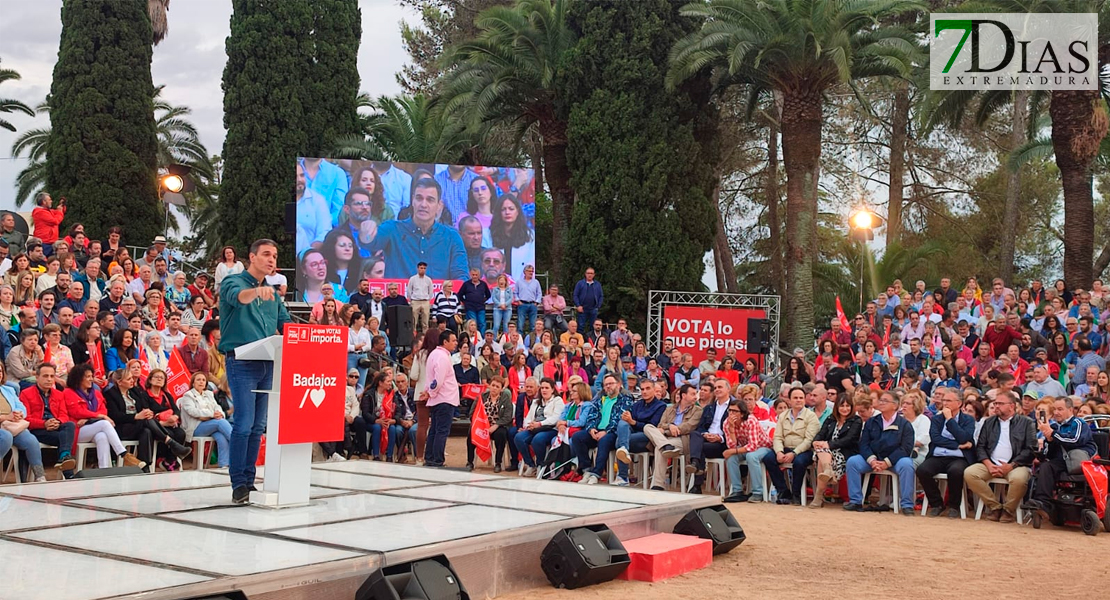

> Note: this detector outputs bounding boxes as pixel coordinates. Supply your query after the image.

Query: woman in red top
[716,356,741,387]
[542,344,570,396]
[507,351,531,396]
[62,364,144,469]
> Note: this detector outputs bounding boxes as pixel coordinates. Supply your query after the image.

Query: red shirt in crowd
[982,324,1022,358]
[31,204,66,244]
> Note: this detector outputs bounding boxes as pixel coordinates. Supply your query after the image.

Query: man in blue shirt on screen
[368,177,469,280]
[299,157,349,227]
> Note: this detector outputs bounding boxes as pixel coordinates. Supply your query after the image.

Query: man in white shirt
[963,391,1036,522]
[697,348,721,376]
[128,265,153,304]
[160,313,186,348]
[407,261,434,334]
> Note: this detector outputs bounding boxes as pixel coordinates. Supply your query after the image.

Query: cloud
[1,0,419,213]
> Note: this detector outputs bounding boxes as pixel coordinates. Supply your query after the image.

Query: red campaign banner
[279,324,349,444]
[164,348,192,400]
[462,383,487,401]
[661,305,766,364]
[470,398,492,463]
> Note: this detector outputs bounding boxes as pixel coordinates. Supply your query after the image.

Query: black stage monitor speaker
[284,202,296,234]
[673,505,746,554]
[357,555,468,600]
[387,305,414,347]
[174,593,247,600]
[540,525,630,589]
[746,318,771,354]
[71,466,145,479]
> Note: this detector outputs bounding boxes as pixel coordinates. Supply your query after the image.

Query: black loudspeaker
[387,304,414,347]
[356,555,468,600]
[174,593,247,600]
[71,466,145,479]
[746,318,771,354]
[284,202,296,235]
[673,505,746,555]
[540,525,630,589]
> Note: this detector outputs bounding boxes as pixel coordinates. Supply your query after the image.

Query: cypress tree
[562,0,719,321]
[46,0,161,244]
[220,0,360,257]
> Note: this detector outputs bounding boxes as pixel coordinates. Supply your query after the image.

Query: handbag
[1,418,29,436]
[157,409,175,422]
[1065,449,1091,475]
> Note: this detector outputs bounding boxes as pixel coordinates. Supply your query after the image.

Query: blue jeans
[761,448,814,499]
[347,353,367,391]
[577,309,597,333]
[517,303,537,333]
[388,424,416,457]
[369,423,389,457]
[846,454,916,511]
[571,425,627,479]
[424,402,454,466]
[192,419,232,468]
[226,354,272,490]
[513,428,557,467]
[466,309,486,334]
[626,431,651,453]
[492,308,512,337]
[728,447,772,496]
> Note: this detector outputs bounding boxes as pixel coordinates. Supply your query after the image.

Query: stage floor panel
[0,460,717,600]
[0,496,123,531]
[384,482,642,516]
[274,503,565,551]
[164,492,453,532]
[0,538,211,600]
[10,516,363,576]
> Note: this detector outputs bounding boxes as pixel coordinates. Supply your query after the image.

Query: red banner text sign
[278,324,348,444]
[661,306,766,364]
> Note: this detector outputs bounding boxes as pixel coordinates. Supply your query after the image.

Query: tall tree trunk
[1051,89,1105,289]
[765,99,783,297]
[886,81,909,246]
[712,179,739,292]
[541,120,572,287]
[780,87,822,351]
[999,89,1028,284]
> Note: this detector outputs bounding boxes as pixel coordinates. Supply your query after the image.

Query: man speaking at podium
[219,239,291,504]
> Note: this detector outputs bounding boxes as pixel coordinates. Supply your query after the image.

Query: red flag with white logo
[165,347,192,400]
[470,398,492,463]
[835,296,852,331]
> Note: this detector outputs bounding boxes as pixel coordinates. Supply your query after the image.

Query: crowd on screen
[295,159,536,303]
[3,194,1108,532]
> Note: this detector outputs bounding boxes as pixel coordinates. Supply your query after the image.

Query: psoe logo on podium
[279,324,348,444]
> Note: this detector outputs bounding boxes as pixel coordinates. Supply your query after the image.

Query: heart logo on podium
[309,387,326,408]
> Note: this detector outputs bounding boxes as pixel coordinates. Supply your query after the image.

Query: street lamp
[848,208,882,313]
[161,174,184,193]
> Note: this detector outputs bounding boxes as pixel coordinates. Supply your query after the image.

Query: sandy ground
[431,437,1109,600]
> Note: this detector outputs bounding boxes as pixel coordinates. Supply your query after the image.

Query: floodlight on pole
[161,174,184,194]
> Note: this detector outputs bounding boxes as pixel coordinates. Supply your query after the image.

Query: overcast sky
[0,0,418,213]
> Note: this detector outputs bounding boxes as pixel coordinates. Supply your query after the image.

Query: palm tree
[332,94,476,163]
[10,86,213,208]
[0,60,35,132]
[668,0,923,350]
[437,0,576,284]
[148,0,171,46]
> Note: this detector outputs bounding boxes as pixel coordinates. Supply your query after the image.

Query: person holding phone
[1027,397,1099,520]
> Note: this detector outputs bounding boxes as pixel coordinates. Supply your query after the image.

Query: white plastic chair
[192,436,216,471]
[973,477,1026,523]
[863,469,902,514]
[631,452,651,489]
[667,454,687,492]
[2,447,20,483]
[920,473,968,519]
[704,458,727,497]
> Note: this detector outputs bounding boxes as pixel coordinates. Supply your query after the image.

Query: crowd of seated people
[6,211,1109,536]
[1,202,237,480]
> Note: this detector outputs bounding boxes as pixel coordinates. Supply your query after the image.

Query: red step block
[616,533,713,582]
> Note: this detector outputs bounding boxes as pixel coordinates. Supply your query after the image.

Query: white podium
[233,334,312,508]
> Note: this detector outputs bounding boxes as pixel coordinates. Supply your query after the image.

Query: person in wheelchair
[1027,396,1098,519]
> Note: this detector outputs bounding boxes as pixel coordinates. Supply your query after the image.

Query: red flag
[91,341,106,379]
[462,383,486,401]
[43,343,52,366]
[835,296,851,331]
[165,347,192,399]
[138,345,152,379]
[469,398,492,463]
